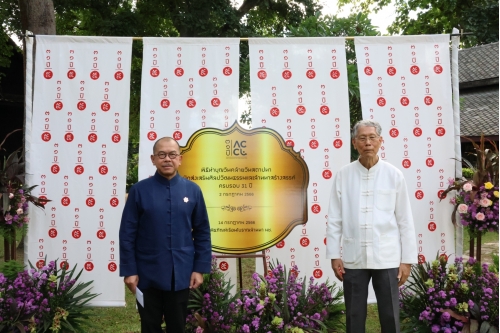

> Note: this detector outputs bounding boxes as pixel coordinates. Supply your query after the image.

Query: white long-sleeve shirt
[326,159,418,269]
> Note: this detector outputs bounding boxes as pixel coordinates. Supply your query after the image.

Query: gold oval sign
[179,122,309,254]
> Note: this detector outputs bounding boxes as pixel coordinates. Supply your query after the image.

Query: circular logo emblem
[296,106,306,115]
[85,262,94,271]
[435,127,446,137]
[48,228,58,238]
[161,99,170,108]
[173,131,182,141]
[282,70,292,80]
[72,229,81,239]
[174,68,184,77]
[211,98,220,107]
[300,237,310,247]
[101,102,111,112]
[86,197,95,207]
[402,159,411,169]
[439,253,448,261]
[364,67,373,76]
[313,269,323,278]
[114,71,124,80]
[415,190,424,200]
[309,139,319,149]
[42,132,52,142]
[434,65,443,74]
[36,260,45,269]
[112,133,121,143]
[320,106,330,115]
[418,254,426,264]
[219,261,229,271]
[60,261,69,270]
[88,133,98,143]
[276,240,285,248]
[377,97,386,106]
[389,128,399,138]
[99,165,108,175]
[413,127,422,137]
[64,133,74,142]
[333,139,343,149]
[108,262,117,272]
[438,190,446,199]
[67,70,76,79]
[306,70,316,79]
[38,196,48,206]
[400,97,410,106]
[54,101,63,111]
[311,204,321,214]
[147,131,157,141]
[424,96,433,105]
[223,67,232,76]
[270,107,280,117]
[330,69,340,79]
[257,70,267,80]
[44,70,53,79]
[285,140,294,147]
[74,165,84,175]
[186,98,196,108]
[61,196,71,206]
[51,164,60,174]
[150,68,160,77]
[97,230,106,239]
[428,222,436,232]
[77,101,86,111]
[199,67,208,77]
[387,67,396,76]
[322,170,332,179]
[410,65,420,75]
[90,70,100,80]
[110,198,119,207]
[426,158,434,167]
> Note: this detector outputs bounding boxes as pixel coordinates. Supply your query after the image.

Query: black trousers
[343,268,400,333]
[137,287,190,333]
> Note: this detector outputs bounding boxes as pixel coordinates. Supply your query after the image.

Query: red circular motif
[415,190,424,200]
[88,133,98,143]
[44,70,53,79]
[101,102,111,112]
[110,198,119,207]
[147,131,157,141]
[38,196,48,206]
[51,164,60,174]
[400,97,410,106]
[402,159,411,169]
[428,222,436,232]
[413,127,422,137]
[296,106,306,115]
[330,69,340,79]
[435,127,446,137]
[114,71,124,80]
[438,190,446,199]
[322,170,332,179]
[86,197,95,207]
[61,196,71,206]
[219,261,229,271]
[99,165,108,175]
[74,165,84,175]
[90,70,100,80]
[150,68,160,77]
[439,253,448,261]
[364,67,373,76]
[36,260,45,269]
[389,128,399,138]
[276,240,285,248]
[426,158,434,167]
[60,261,69,270]
[333,139,343,149]
[424,96,433,105]
[434,65,443,74]
[311,204,321,214]
[85,262,94,271]
[64,133,74,142]
[173,131,182,141]
[108,262,117,272]
[72,229,81,239]
[77,101,86,111]
[111,133,121,143]
[320,106,330,115]
[313,269,323,278]
[257,70,267,80]
[97,230,106,239]
[306,70,316,79]
[270,107,280,117]
[377,97,386,106]
[309,139,319,149]
[48,228,58,238]
[418,254,426,264]
[410,65,420,75]
[199,67,208,77]
[387,67,396,76]
[186,98,196,108]
[300,237,310,247]
[285,140,294,147]
[67,70,76,79]
[42,132,52,142]
[54,101,63,110]
[324,238,327,245]
[282,70,292,80]
[160,99,170,108]
[223,67,232,76]
[211,98,220,107]
[174,68,184,77]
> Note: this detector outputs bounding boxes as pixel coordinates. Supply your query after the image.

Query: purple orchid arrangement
[399,255,499,333]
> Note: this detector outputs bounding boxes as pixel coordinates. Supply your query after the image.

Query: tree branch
[236,0,263,19]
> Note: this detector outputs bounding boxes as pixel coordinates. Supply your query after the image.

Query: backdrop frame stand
[214,251,268,291]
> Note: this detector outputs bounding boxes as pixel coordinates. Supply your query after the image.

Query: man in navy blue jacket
[119,137,211,333]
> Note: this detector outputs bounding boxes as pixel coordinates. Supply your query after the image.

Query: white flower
[9,193,14,199]
[457,204,468,214]
[16,208,24,215]
[462,183,473,192]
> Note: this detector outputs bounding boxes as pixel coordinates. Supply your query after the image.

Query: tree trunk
[18,0,56,35]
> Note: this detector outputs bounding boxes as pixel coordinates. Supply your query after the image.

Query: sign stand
[214,251,268,290]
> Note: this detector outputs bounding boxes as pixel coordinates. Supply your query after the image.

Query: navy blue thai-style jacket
[119,172,211,291]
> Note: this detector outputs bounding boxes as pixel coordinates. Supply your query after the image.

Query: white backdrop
[248,38,351,287]
[355,35,456,265]
[26,36,133,306]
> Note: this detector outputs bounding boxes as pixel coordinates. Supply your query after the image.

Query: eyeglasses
[356,136,379,143]
[154,151,180,159]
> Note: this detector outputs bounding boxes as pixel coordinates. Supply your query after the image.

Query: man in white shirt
[326,120,417,333]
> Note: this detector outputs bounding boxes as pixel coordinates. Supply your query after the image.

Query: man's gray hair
[352,120,382,138]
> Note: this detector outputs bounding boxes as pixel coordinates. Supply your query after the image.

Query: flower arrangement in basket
[441,135,499,237]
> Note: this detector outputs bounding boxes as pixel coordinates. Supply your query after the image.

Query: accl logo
[225,140,247,157]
